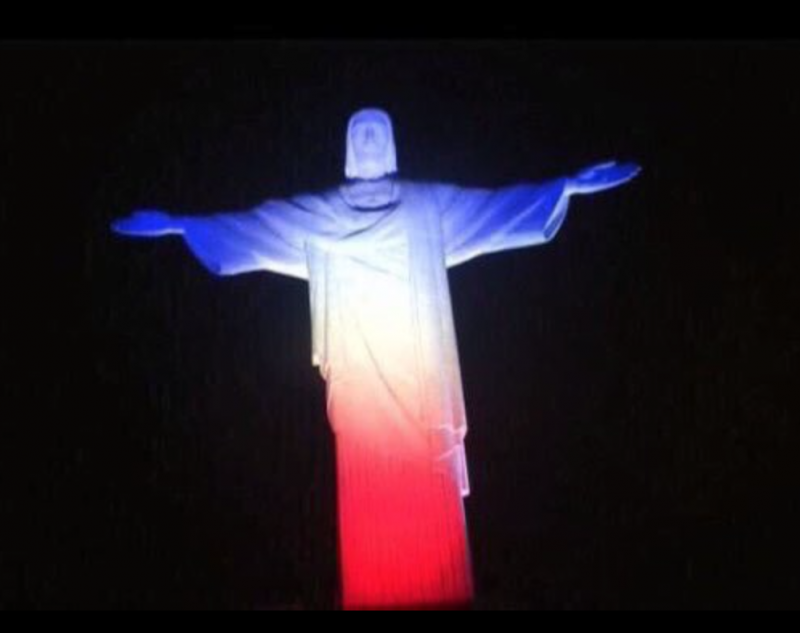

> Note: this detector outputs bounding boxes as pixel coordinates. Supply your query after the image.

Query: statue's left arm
[440,161,640,268]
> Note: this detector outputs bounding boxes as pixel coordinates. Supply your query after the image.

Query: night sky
[1,40,798,609]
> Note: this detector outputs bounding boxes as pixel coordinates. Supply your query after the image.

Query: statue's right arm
[111,203,314,281]
[111,210,184,238]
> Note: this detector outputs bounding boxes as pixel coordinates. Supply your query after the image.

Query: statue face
[345,108,397,180]
[350,118,389,173]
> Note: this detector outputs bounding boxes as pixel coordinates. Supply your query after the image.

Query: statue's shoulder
[251,189,340,225]
[398,180,464,209]
[301,188,335,207]
[279,188,341,214]
[397,179,460,198]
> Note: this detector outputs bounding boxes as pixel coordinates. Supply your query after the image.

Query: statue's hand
[567,161,642,195]
[111,210,183,237]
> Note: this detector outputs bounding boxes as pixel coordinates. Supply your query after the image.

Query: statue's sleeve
[439,179,572,268]
[180,196,325,281]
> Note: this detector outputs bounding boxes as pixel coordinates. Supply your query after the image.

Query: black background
[1,40,798,609]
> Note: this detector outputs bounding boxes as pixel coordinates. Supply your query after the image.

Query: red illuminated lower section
[335,436,474,610]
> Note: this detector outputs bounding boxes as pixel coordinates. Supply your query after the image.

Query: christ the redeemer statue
[112,108,640,610]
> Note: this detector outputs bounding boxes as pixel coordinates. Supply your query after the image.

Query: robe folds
[180,178,571,609]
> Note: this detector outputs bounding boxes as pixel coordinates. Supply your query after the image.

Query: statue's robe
[180,177,571,609]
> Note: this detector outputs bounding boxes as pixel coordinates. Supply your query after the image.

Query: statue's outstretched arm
[565,161,641,196]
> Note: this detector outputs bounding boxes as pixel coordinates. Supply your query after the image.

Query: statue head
[345,108,398,180]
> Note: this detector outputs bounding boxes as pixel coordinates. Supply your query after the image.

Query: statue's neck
[340,177,400,211]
